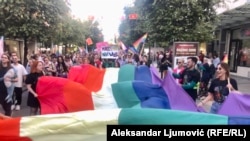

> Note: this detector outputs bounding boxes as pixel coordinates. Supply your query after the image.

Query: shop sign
[174,42,199,56]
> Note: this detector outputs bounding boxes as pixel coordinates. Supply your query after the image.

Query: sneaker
[11,105,15,110]
[15,105,20,111]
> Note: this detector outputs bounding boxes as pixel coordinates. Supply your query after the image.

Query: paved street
[0,75,250,117]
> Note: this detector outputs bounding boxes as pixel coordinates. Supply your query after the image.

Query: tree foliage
[119,0,231,47]
[0,0,69,41]
[0,0,103,63]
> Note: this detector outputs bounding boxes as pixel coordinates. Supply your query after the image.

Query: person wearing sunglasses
[197,62,238,114]
[173,59,185,84]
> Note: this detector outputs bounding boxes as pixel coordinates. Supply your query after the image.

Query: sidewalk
[230,75,250,94]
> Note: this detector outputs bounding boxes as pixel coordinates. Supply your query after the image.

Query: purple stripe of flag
[162,70,205,112]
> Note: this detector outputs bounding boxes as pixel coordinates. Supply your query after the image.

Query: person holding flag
[197,62,238,114]
[85,37,93,53]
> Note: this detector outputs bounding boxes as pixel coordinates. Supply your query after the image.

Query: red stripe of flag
[0,117,32,141]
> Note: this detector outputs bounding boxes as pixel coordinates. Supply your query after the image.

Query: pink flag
[0,36,3,58]
[96,42,109,52]
[119,41,127,51]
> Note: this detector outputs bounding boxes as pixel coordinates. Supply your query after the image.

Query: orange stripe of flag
[83,65,106,92]
[0,117,32,141]
[68,65,89,84]
[63,81,94,112]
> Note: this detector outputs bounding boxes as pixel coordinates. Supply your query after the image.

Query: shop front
[4,38,37,64]
[214,1,250,78]
[229,27,250,77]
[4,39,24,61]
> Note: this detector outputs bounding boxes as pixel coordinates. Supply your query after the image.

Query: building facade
[4,39,38,63]
[211,0,250,78]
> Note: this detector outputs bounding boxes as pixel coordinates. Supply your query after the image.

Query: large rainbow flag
[0,108,250,141]
[1,64,250,140]
[34,64,250,115]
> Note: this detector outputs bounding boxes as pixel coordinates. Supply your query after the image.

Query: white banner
[101,51,118,59]
[0,36,3,59]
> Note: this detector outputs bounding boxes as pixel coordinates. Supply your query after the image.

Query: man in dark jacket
[173,56,201,101]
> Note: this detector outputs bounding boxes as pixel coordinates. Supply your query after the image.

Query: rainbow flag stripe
[133,33,148,50]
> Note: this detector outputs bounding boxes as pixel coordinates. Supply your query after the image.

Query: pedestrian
[25,60,45,116]
[172,56,201,101]
[197,62,238,114]
[0,53,15,116]
[11,54,28,111]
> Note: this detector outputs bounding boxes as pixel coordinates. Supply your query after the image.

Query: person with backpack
[3,67,18,103]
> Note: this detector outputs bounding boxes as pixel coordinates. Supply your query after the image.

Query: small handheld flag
[222,54,228,64]
[119,41,127,51]
[133,33,148,50]
[86,37,93,46]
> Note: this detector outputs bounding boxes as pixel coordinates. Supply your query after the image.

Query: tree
[0,0,70,64]
[119,0,232,47]
[119,6,146,47]
[53,17,103,54]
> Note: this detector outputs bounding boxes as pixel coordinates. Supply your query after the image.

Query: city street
[0,75,249,117]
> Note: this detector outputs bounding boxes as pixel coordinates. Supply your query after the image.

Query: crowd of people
[157,50,238,113]
[0,49,153,116]
[0,49,239,117]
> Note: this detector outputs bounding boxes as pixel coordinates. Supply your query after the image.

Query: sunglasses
[217,67,222,70]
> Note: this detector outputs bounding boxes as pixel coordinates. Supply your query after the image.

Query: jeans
[210,101,222,114]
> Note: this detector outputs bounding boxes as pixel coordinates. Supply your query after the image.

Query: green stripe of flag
[112,81,140,108]
[118,64,135,82]
[119,108,228,125]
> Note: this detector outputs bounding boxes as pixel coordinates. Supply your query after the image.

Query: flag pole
[228,77,231,92]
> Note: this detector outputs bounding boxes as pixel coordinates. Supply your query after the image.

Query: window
[239,39,250,67]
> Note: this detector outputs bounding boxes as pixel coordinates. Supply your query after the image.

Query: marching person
[11,54,28,111]
[197,62,238,114]
[25,60,45,116]
[172,56,201,101]
[0,53,16,116]
[173,58,185,84]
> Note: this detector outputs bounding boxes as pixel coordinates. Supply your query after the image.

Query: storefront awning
[216,2,250,29]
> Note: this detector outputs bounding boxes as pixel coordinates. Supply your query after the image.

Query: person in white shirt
[11,54,28,111]
[213,53,220,69]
